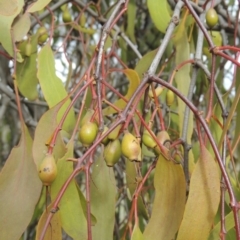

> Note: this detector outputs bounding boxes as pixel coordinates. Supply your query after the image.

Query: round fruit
[62,9,72,23]
[37,26,48,44]
[25,41,32,57]
[206,8,218,28]
[38,154,57,186]
[148,86,163,99]
[154,130,170,155]
[121,131,141,161]
[79,121,98,147]
[104,139,121,167]
[142,130,157,149]
[166,90,174,107]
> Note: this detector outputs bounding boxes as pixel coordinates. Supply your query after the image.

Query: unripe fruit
[142,130,157,149]
[80,109,95,127]
[25,41,32,57]
[121,131,141,161]
[154,130,171,155]
[37,26,48,45]
[79,121,98,147]
[148,86,163,99]
[62,9,72,23]
[104,139,121,167]
[166,90,174,107]
[38,154,57,186]
[206,8,218,28]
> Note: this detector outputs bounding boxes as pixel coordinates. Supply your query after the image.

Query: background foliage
[0,0,240,239]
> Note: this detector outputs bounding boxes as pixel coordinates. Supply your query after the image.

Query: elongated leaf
[32,103,66,167]
[0,125,42,240]
[131,224,145,240]
[12,13,31,42]
[0,0,18,16]
[103,69,140,115]
[35,203,62,240]
[147,0,171,33]
[51,142,87,240]
[143,155,186,240]
[90,153,117,240]
[37,44,75,132]
[177,146,220,240]
[126,0,136,44]
[27,0,51,13]
[0,0,23,61]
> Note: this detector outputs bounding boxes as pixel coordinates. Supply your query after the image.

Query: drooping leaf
[90,153,117,240]
[51,142,87,240]
[131,223,145,240]
[126,0,136,44]
[37,44,75,132]
[0,0,18,16]
[35,203,62,240]
[0,124,42,240]
[32,103,66,167]
[103,69,140,115]
[27,0,51,13]
[0,0,23,61]
[177,146,221,240]
[135,49,158,79]
[12,13,31,42]
[16,34,39,100]
[143,155,186,240]
[147,0,171,33]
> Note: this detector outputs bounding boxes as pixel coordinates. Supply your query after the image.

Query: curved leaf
[126,0,136,44]
[27,0,51,13]
[0,125,42,240]
[35,203,62,240]
[90,153,117,240]
[131,224,145,240]
[177,146,221,240]
[147,0,171,33]
[0,0,18,16]
[143,155,186,240]
[103,69,140,115]
[37,44,75,132]
[51,142,87,240]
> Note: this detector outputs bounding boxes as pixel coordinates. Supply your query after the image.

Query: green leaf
[51,142,87,240]
[16,35,39,100]
[90,153,117,240]
[32,103,66,167]
[131,223,145,240]
[126,0,136,44]
[135,49,158,79]
[37,44,75,132]
[12,13,31,42]
[143,155,186,240]
[0,0,23,61]
[35,203,62,240]
[27,0,51,13]
[177,146,221,240]
[147,0,171,33]
[0,0,18,16]
[0,125,42,240]
[70,22,96,35]
[103,69,140,115]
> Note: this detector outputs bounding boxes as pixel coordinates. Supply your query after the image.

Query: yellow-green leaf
[51,142,87,240]
[70,22,96,35]
[147,0,171,33]
[90,154,117,240]
[37,44,75,132]
[131,224,145,240]
[143,155,186,240]
[0,125,42,240]
[27,0,51,13]
[177,146,221,240]
[0,0,18,16]
[12,13,31,42]
[126,0,136,44]
[103,69,140,115]
[35,203,62,240]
